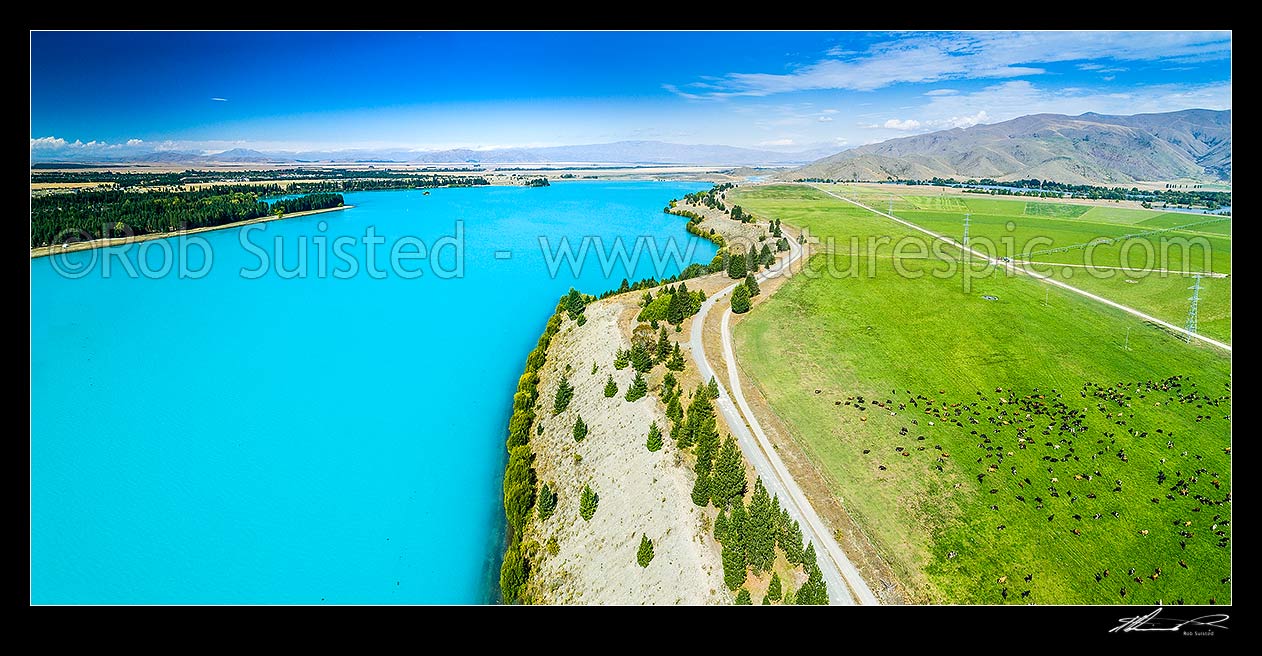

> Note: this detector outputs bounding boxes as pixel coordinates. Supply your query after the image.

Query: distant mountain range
[789,109,1231,185]
[34,141,838,167]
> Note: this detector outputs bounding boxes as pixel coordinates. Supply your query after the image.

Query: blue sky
[30,31,1231,156]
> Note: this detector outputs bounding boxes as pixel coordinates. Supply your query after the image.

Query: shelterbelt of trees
[30,174,492,247]
[30,187,344,246]
[30,167,485,188]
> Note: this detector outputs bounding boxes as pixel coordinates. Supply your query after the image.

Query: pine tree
[781,518,806,565]
[572,415,588,442]
[745,273,760,297]
[665,290,687,325]
[637,534,655,567]
[714,508,729,543]
[776,237,790,252]
[693,413,720,475]
[691,469,711,507]
[642,290,653,306]
[590,361,598,375]
[727,251,747,279]
[625,372,648,402]
[798,561,829,605]
[729,499,747,555]
[603,374,618,398]
[745,478,776,573]
[713,435,748,508]
[707,376,720,399]
[646,423,663,452]
[735,588,752,605]
[552,375,574,414]
[564,287,586,319]
[731,284,751,314]
[666,394,684,423]
[666,343,686,371]
[759,243,774,268]
[767,572,783,602]
[761,594,772,605]
[630,341,654,373]
[660,371,678,398]
[722,524,747,590]
[579,484,599,521]
[655,325,671,361]
[618,278,630,294]
[537,482,558,520]
[613,348,630,370]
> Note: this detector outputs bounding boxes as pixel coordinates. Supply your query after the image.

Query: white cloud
[126,138,144,146]
[817,115,834,122]
[211,97,228,102]
[667,31,1230,98]
[921,79,1232,123]
[759,138,796,146]
[924,88,959,96]
[30,136,69,150]
[883,119,922,131]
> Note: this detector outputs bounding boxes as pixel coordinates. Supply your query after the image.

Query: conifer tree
[637,534,655,567]
[537,482,558,520]
[735,588,752,605]
[603,374,618,397]
[666,343,686,371]
[665,290,687,325]
[745,478,776,573]
[625,372,648,402]
[666,394,684,423]
[713,435,748,508]
[731,284,751,314]
[727,251,747,279]
[613,348,630,370]
[646,422,663,452]
[780,518,806,565]
[579,484,599,521]
[759,243,774,268]
[729,498,748,554]
[655,325,671,360]
[590,361,598,375]
[552,375,574,414]
[707,376,720,399]
[630,341,654,373]
[797,560,829,605]
[714,508,729,543]
[761,594,772,605]
[691,469,711,507]
[745,272,761,297]
[767,572,783,602]
[722,533,747,590]
[573,415,588,442]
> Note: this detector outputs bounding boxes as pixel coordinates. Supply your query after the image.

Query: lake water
[30,181,713,604]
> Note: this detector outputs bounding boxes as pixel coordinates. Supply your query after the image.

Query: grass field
[726,184,1232,605]
[813,184,1232,344]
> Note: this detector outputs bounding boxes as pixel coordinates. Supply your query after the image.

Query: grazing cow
[1025,574,1033,582]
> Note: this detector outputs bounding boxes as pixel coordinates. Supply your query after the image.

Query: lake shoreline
[29,204,353,259]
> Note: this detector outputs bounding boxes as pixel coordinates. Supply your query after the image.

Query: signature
[1110,607,1230,633]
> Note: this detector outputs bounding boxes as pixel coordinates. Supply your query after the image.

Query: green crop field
[727,184,1232,605]
[800,185,1233,343]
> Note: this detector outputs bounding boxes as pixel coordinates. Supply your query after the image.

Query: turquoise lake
[30,181,713,604]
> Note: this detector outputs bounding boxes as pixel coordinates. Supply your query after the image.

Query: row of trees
[31,188,344,246]
[663,374,829,604]
[499,301,567,604]
[637,281,706,326]
[31,168,483,188]
[731,273,762,314]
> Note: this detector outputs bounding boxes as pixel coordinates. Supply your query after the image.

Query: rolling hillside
[789,109,1231,185]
